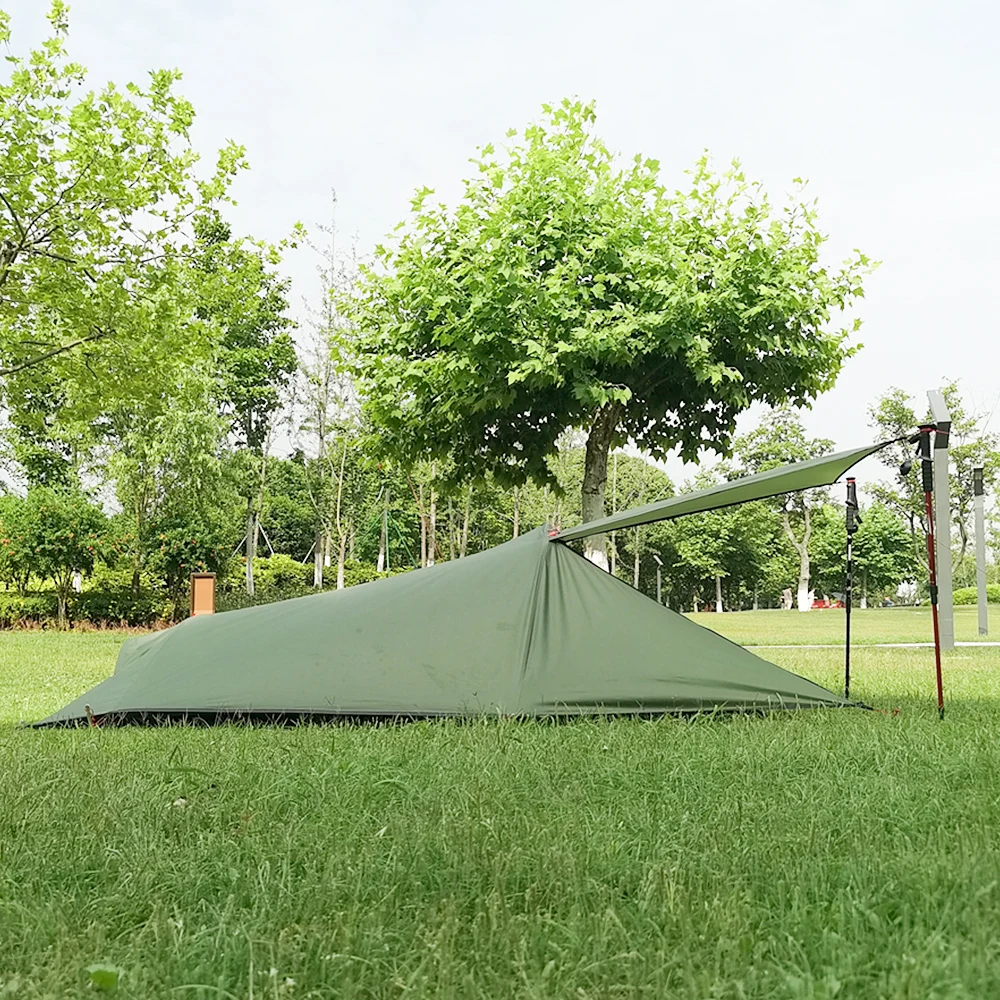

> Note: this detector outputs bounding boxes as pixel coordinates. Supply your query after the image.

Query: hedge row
[0,559,402,626]
[953,585,1000,605]
[0,590,169,628]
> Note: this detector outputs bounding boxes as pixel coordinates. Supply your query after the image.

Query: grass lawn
[2,625,1000,998]
[689,604,992,646]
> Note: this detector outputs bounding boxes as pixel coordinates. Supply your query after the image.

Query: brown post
[190,573,216,616]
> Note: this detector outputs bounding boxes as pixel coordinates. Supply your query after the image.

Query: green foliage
[868,381,1000,585]
[195,210,298,456]
[0,591,58,627]
[348,98,870,502]
[250,553,312,593]
[0,493,34,592]
[954,585,1000,605]
[259,456,320,562]
[0,488,107,624]
[72,590,169,627]
[811,502,916,600]
[146,513,234,603]
[0,2,246,392]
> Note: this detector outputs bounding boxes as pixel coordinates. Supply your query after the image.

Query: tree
[811,501,915,606]
[147,510,233,613]
[868,382,1000,587]
[0,2,246,388]
[258,455,321,562]
[105,364,232,594]
[347,98,871,567]
[195,211,297,596]
[736,408,833,611]
[10,487,106,626]
[0,493,33,592]
[605,452,673,584]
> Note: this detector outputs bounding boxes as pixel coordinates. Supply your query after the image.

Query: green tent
[38,527,845,725]
[39,443,899,725]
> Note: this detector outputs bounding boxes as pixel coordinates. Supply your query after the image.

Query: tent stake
[919,425,945,719]
[844,477,860,700]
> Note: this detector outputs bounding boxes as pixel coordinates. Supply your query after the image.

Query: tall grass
[2,632,999,998]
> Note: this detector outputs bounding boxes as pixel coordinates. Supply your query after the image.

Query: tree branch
[0,329,111,377]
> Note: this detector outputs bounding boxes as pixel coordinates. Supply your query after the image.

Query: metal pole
[919,425,946,719]
[975,466,988,636]
[928,390,954,649]
[844,477,860,700]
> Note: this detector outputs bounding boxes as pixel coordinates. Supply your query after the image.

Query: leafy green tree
[0,493,33,592]
[605,451,673,584]
[811,501,915,606]
[0,2,245,392]
[258,455,321,562]
[106,366,233,594]
[5,487,106,625]
[867,388,929,575]
[147,511,234,614]
[868,382,1000,587]
[723,499,788,610]
[347,98,870,567]
[736,408,833,611]
[193,211,297,596]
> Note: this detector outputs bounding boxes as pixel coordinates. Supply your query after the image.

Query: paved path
[746,641,1000,649]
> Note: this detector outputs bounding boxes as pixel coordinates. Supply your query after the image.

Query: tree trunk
[782,507,812,613]
[715,574,724,614]
[633,527,640,587]
[419,482,427,568]
[460,488,471,557]
[692,594,699,614]
[428,475,436,567]
[581,402,620,569]
[512,487,520,539]
[861,569,868,609]
[796,550,810,612]
[753,587,759,612]
[337,531,347,590]
[245,509,256,597]
[324,530,332,568]
[377,502,387,573]
[57,588,68,630]
[610,453,617,576]
[313,529,324,587]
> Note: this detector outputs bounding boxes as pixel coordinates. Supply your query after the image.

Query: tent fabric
[38,527,846,726]
[555,440,894,541]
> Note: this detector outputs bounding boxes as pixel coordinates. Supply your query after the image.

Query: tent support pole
[844,477,859,700]
[919,425,945,719]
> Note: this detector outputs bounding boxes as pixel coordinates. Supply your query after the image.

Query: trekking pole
[918,424,945,719]
[844,477,860,700]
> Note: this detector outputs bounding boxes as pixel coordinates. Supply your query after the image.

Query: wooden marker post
[190,573,216,616]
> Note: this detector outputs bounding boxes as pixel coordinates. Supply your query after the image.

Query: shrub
[147,514,234,602]
[0,592,58,627]
[953,585,1000,605]
[72,589,171,627]
[253,553,313,593]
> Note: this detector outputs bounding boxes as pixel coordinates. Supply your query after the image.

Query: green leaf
[86,964,123,992]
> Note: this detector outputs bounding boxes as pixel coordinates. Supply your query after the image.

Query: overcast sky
[5,0,998,486]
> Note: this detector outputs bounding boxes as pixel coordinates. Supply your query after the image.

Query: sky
[5,0,999,488]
